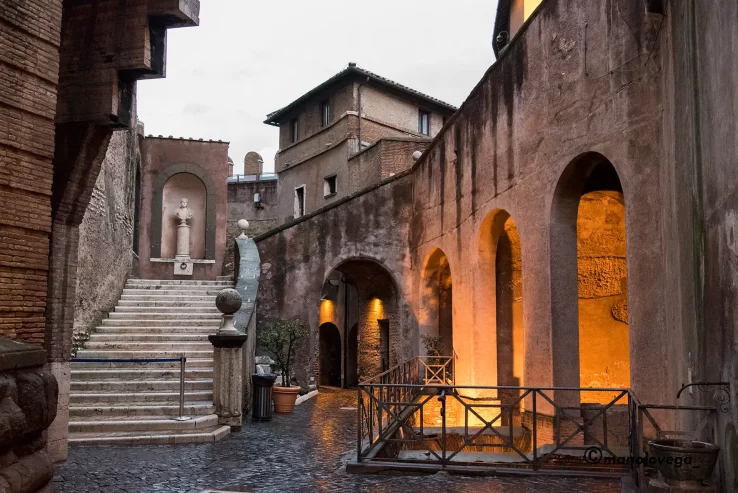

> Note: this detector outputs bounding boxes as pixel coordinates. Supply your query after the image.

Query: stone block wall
[73,126,142,352]
[0,340,58,493]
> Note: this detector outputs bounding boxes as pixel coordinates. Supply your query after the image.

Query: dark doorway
[319,323,341,387]
[379,319,390,372]
[345,323,358,387]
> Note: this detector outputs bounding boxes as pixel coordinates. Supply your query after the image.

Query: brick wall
[224,179,279,275]
[0,0,62,346]
[138,137,229,280]
[348,138,430,193]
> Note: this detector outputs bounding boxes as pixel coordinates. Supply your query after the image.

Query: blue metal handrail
[71,355,191,421]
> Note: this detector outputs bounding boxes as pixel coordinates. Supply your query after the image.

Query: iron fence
[355,358,723,481]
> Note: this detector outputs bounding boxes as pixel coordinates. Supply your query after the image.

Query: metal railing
[355,359,723,481]
[227,173,278,183]
[357,382,635,472]
[72,354,192,421]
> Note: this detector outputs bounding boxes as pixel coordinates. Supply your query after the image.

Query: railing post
[440,388,447,462]
[357,388,362,461]
[174,353,192,421]
[532,390,538,468]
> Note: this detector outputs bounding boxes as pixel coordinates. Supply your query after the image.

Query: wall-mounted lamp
[254,192,263,209]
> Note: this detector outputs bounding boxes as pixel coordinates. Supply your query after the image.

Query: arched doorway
[496,216,525,390]
[319,323,341,387]
[420,249,453,357]
[320,260,400,381]
[477,209,525,412]
[550,153,630,405]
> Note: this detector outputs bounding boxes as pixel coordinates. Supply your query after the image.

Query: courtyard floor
[53,389,625,493]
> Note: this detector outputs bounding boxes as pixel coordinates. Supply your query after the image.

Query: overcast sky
[138,1,499,174]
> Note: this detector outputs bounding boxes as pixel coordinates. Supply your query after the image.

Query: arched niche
[150,163,216,259]
[161,173,206,258]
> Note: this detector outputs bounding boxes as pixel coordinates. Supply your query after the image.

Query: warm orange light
[319,299,335,325]
[371,297,384,318]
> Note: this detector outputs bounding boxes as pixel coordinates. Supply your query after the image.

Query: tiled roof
[265,63,457,125]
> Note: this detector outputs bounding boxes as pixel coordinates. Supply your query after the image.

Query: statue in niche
[174,198,193,260]
[175,198,193,226]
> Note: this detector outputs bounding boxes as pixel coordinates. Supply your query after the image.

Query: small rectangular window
[418,110,430,136]
[321,100,330,127]
[289,118,298,143]
[324,175,337,197]
[294,186,305,217]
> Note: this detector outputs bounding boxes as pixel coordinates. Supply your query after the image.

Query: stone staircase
[69,278,234,445]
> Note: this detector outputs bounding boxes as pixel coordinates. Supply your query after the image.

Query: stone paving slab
[53,389,624,493]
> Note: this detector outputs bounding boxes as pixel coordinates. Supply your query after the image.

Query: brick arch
[150,163,217,259]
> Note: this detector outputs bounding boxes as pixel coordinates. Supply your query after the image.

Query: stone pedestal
[176,223,190,258]
[209,288,246,429]
[209,335,248,429]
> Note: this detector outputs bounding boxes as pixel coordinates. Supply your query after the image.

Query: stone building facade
[254,0,738,489]
[0,0,199,486]
[138,136,229,280]
[264,63,457,223]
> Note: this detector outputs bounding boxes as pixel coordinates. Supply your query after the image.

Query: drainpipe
[356,76,370,154]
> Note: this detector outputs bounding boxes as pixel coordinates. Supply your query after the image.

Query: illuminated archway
[550,153,630,405]
[320,259,399,381]
[419,249,453,357]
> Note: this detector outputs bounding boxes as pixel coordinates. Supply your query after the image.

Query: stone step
[69,402,215,418]
[75,349,213,359]
[69,414,218,433]
[72,368,212,380]
[107,312,221,320]
[71,379,213,392]
[120,294,216,301]
[126,280,233,286]
[82,341,212,351]
[216,276,231,281]
[70,390,213,404]
[68,425,230,446]
[95,326,218,333]
[71,359,213,370]
[88,333,209,342]
[117,300,216,307]
[122,289,224,296]
[102,313,222,328]
[113,306,221,314]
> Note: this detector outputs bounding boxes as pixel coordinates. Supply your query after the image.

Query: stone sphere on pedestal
[216,288,242,314]
[237,219,249,238]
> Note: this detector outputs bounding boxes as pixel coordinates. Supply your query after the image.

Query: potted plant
[257,319,309,413]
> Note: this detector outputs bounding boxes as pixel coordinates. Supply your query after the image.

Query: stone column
[176,222,190,259]
[208,288,247,429]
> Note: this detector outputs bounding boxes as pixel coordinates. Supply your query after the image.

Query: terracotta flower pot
[272,385,300,413]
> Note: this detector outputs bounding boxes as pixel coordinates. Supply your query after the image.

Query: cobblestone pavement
[54,389,624,493]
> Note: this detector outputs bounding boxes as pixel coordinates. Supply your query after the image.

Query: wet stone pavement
[54,389,624,493]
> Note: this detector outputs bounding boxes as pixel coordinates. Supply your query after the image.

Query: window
[321,100,330,127]
[324,175,337,197]
[289,118,298,143]
[294,186,306,217]
[418,110,430,136]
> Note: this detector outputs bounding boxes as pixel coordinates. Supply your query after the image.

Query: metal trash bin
[252,373,277,421]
